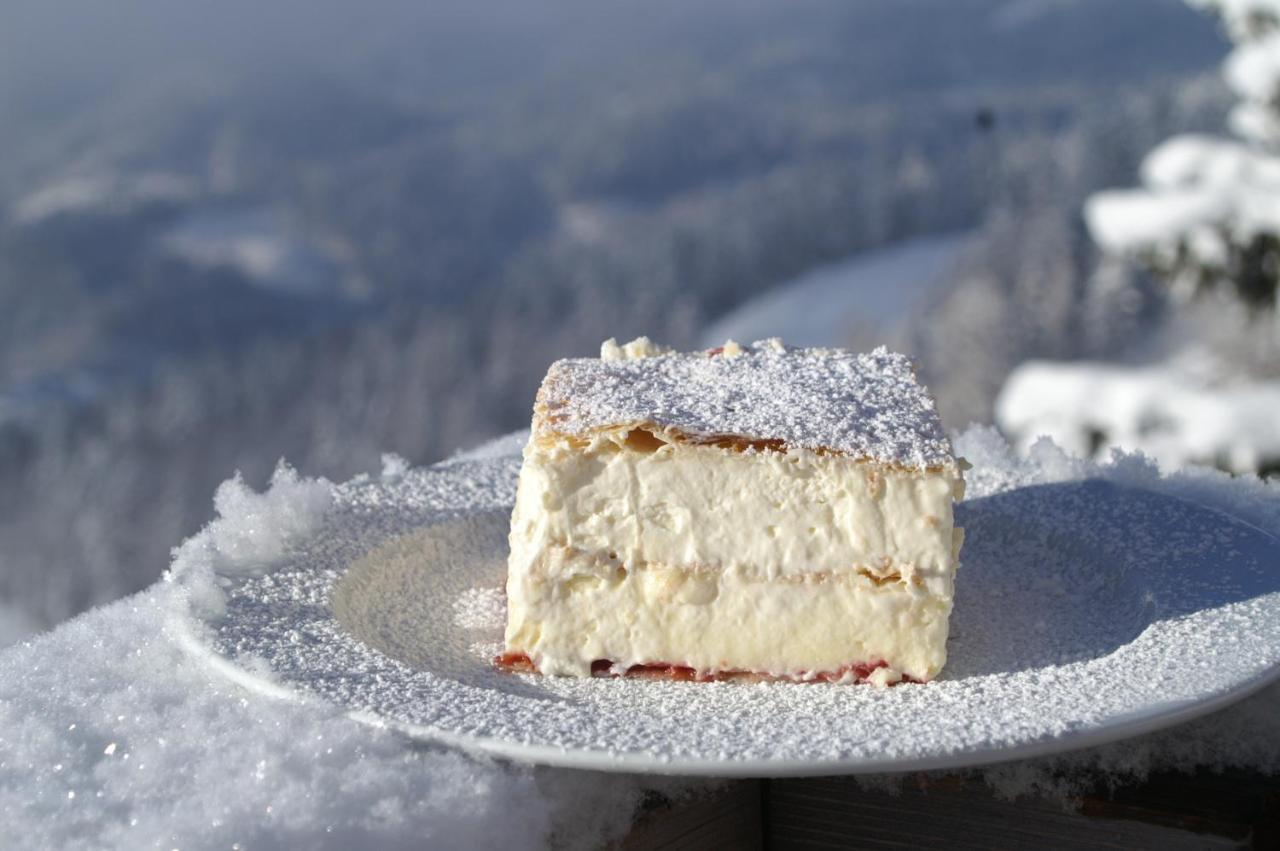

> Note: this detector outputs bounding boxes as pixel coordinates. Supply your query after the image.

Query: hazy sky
[1,1,1223,111]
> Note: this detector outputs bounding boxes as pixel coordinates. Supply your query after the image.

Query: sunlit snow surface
[2,429,1279,847]
[699,233,969,350]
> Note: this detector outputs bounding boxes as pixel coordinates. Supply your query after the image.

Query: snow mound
[0,588,699,850]
[203,461,336,577]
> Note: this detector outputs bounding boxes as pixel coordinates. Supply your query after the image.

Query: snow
[699,233,970,350]
[1225,28,1280,142]
[203,461,335,577]
[448,431,530,464]
[12,172,196,224]
[1188,0,1280,41]
[162,207,346,297]
[1141,134,1248,188]
[995,353,1280,473]
[1225,29,1280,102]
[1,428,1277,845]
[1229,96,1280,142]
[1085,0,1280,300]
[0,593,705,849]
[1085,136,1280,278]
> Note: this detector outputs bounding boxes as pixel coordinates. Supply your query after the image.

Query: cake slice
[502,337,965,685]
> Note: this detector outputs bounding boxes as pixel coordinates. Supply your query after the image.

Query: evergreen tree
[1085,0,1280,313]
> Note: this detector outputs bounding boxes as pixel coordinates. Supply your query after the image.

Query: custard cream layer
[505,548,952,680]
[510,431,963,590]
[505,431,964,680]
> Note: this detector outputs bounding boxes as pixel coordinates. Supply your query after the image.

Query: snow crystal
[379,453,411,482]
[536,341,955,469]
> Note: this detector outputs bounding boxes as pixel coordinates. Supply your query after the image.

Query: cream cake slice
[501,337,965,685]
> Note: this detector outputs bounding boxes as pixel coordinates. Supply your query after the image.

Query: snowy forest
[0,0,1270,644]
[1000,0,1280,475]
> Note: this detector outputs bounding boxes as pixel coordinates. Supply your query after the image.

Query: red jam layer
[494,652,920,684]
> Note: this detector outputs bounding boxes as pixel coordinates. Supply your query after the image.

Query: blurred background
[2,0,1276,644]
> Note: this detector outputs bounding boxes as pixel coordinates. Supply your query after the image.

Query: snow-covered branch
[1086,0,1280,310]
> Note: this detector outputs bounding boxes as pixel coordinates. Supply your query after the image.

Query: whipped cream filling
[510,431,963,592]
[506,550,951,681]
[505,432,964,681]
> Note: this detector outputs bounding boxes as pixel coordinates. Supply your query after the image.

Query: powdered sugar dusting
[537,342,955,469]
[453,586,506,631]
[185,428,1280,777]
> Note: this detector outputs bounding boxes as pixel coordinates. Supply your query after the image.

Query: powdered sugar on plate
[177,429,1280,776]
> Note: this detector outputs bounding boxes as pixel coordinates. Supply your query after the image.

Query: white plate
[194,454,1280,776]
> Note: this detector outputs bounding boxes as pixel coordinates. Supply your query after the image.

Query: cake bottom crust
[503,551,952,684]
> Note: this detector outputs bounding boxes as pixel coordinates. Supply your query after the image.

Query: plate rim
[367,662,1280,776]
[178,597,1280,776]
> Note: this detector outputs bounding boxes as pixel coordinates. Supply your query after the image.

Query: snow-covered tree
[1085,0,1280,312]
